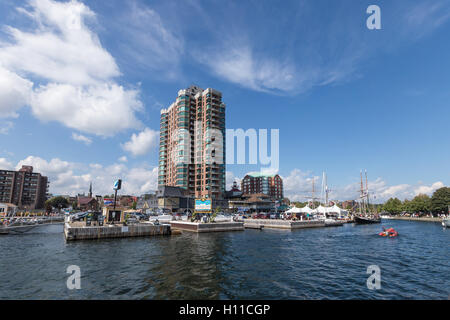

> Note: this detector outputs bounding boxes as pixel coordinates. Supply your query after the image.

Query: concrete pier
[242,219,325,230]
[170,221,244,233]
[64,222,171,241]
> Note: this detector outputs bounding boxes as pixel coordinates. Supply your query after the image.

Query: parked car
[70,211,88,221]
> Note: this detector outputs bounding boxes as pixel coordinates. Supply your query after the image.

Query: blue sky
[0,0,449,202]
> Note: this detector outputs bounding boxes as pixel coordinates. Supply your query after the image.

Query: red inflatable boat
[379,227,398,238]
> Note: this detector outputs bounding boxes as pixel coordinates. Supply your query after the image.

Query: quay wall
[384,217,443,223]
[170,221,244,233]
[243,219,325,229]
[64,223,171,241]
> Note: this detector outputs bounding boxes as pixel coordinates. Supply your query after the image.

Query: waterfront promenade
[384,216,444,223]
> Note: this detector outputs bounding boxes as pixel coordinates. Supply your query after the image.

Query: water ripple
[0,221,448,299]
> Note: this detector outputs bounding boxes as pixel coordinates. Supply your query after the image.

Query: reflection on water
[0,221,448,299]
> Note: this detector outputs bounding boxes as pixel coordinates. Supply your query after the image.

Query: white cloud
[281,169,319,201]
[414,181,444,196]
[277,168,446,203]
[11,155,158,196]
[31,83,143,136]
[226,171,241,190]
[0,66,33,118]
[16,156,71,176]
[89,163,103,170]
[118,156,128,163]
[0,0,119,85]
[0,158,14,170]
[71,132,92,145]
[331,178,445,203]
[121,128,158,156]
[0,0,144,136]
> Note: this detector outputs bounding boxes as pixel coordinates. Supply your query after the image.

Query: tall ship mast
[355,170,381,224]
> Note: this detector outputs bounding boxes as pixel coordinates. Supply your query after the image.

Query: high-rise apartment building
[159,86,226,200]
[241,173,284,200]
[0,165,49,209]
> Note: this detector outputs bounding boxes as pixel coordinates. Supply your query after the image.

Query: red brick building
[0,166,49,209]
[241,173,283,200]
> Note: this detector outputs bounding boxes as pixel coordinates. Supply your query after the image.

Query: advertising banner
[195,199,212,212]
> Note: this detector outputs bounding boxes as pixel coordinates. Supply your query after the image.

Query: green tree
[409,194,431,213]
[131,201,137,210]
[431,187,450,214]
[45,196,69,210]
[211,207,220,222]
[402,199,412,212]
[45,202,52,214]
[383,198,403,214]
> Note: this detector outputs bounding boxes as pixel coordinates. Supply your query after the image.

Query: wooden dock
[64,222,171,241]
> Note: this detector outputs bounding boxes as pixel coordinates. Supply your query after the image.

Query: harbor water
[0,220,448,299]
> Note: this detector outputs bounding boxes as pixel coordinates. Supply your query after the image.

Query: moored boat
[442,218,450,228]
[354,215,381,224]
[149,214,173,223]
[323,218,344,227]
[354,170,381,225]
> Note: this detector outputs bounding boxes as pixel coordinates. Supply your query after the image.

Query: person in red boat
[379,227,398,237]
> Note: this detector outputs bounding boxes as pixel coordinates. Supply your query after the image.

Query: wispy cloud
[71,132,92,146]
[402,0,450,39]
[111,1,184,80]
[189,0,450,95]
[0,120,14,135]
[196,45,298,93]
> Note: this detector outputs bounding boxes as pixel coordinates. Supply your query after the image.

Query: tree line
[382,187,450,215]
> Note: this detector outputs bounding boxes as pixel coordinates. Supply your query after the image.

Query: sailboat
[354,170,381,224]
[319,172,344,227]
[442,205,450,228]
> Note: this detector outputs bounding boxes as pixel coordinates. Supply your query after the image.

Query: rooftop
[245,172,279,178]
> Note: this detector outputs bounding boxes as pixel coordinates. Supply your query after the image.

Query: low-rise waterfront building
[228,193,276,213]
[156,186,194,213]
[0,202,18,216]
[77,197,99,211]
[241,173,283,200]
[137,193,158,213]
[118,195,137,208]
[341,200,357,210]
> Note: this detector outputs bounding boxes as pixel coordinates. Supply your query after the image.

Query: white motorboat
[149,214,173,223]
[442,218,450,228]
[213,214,233,222]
